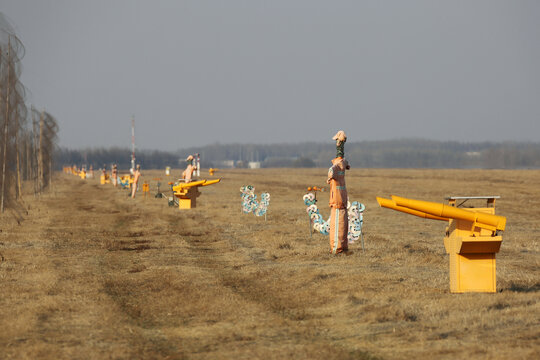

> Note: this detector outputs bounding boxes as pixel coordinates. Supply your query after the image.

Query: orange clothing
[330,208,349,254]
[112,168,118,187]
[131,170,141,198]
[327,157,349,253]
[327,157,349,209]
[182,164,195,183]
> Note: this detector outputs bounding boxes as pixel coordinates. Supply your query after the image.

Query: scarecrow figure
[131,164,141,198]
[111,164,118,187]
[327,130,350,254]
[182,155,197,183]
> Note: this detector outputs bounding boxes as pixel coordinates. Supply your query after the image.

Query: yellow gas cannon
[100,173,111,185]
[208,168,219,176]
[376,195,506,293]
[172,179,221,209]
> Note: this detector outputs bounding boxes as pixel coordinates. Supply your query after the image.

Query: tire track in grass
[38,176,185,358]
[172,212,380,359]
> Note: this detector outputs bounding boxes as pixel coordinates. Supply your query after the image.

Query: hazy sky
[1,0,539,151]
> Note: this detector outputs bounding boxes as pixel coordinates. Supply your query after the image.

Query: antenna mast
[130,116,135,174]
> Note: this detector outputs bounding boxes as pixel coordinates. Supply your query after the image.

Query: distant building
[248,161,261,169]
[218,160,235,168]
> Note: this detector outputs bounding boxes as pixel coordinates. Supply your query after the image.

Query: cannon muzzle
[376,197,449,221]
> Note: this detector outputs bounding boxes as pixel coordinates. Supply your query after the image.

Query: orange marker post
[142,182,149,198]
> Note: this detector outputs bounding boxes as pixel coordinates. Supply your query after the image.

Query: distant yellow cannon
[172,179,221,209]
[377,195,505,293]
[208,168,219,176]
[117,174,133,189]
[100,173,111,185]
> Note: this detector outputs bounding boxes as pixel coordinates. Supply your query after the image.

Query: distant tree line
[56,147,180,171]
[58,139,540,170]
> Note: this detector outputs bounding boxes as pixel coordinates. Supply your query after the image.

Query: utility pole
[15,104,22,200]
[130,116,135,174]
[31,107,38,197]
[1,35,11,213]
[38,110,44,193]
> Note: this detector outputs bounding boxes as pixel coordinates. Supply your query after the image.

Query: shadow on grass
[503,282,540,293]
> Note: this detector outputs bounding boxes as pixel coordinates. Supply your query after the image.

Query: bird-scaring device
[305,186,324,238]
[240,185,270,220]
[172,179,221,209]
[303,188,365,251]
[377,195,506,293]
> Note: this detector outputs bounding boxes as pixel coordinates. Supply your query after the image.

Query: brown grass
[0,168,539,359]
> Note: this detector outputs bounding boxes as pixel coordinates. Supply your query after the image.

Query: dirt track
[1,169,539,359]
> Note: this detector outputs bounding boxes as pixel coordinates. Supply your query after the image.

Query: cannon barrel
[389,195,506,231]
[376,197,449,221]
[173,179,206,192]
[201,178,221,187]
[377,195,506,231]
[173,178,221,193]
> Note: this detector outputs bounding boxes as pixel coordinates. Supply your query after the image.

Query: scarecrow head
[332,130,347,158]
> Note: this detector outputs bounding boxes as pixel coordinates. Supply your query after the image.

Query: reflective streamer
[303,192,364,241]
[240,185,270,217]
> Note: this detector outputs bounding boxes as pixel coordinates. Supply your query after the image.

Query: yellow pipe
[201,178,221,186]
[173,180,206,192]
[376,197,450,221]
[173,178,221,193]
[391,195,506,231]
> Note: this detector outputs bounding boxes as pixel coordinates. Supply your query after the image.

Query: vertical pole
[38,111,44,193]
[15,112,21,199]
[49,157,52,192]
[27,132,31,182]
[131,116,135,174]
[24,133,28,180]
[32,108,37,197]
[1,36,11,213]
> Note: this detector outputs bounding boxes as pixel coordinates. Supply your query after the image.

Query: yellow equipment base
[100,175,111,185]
[175,187,200,209]
[444,207,501,293]
[178,198,193,209]
[449,251,497,293]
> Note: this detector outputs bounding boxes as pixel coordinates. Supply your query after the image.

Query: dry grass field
[1,168,539,359]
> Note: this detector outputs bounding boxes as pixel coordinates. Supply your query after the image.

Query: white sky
[1,0,539,150]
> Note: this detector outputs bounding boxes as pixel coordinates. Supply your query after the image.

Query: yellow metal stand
[172,179,221,209]
[177,187,200,209]
[443,197,502,293]
[100,174,111,185]
[377,195,505,293]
